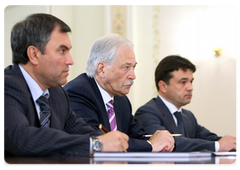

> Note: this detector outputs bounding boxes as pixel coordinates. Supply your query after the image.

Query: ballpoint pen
[99,124,127,152]
[143,134,182,137]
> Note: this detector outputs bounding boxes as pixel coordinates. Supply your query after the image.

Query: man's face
[103,47,137,97]
[36,27,73,90]
[164,69,194,109]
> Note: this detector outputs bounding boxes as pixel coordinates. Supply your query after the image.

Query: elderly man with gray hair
[64,33,175,152]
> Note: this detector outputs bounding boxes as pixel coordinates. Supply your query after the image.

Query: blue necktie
[174,111,185,136]
[36,95,51,127]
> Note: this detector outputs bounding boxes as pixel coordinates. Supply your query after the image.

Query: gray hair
[86,33,134,77]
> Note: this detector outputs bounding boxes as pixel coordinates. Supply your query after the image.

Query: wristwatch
[91,136,103,152]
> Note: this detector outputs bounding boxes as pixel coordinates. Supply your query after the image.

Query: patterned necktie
[106,100,117,131]
[174,111,185,136]
[36,95,51,127]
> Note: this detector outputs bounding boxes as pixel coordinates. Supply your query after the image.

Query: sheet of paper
[94,152,212,158]
[212,152,236,156]
[93,152,213,163]
[93,156,213,163]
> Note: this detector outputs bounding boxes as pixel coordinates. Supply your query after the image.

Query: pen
[99,124,127,152]
[143,134,182,137]
[99,124,109,133]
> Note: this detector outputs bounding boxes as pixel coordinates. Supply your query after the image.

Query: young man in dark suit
[135,55,236,152]
[64,33,175,152]
[5,13,129,157]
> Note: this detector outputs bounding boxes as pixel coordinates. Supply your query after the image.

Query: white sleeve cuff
[215,141,220,152]
[147,140,152,149]
[90,137,93,152]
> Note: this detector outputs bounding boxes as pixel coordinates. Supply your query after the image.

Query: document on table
[94,152,212,158]
[212,152,236,156]
[93,152,213,163]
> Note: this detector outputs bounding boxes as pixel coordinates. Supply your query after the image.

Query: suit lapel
[48,89,61,129]
[12,64,41,127]
[113,97,122,131]
[181,110,189,137]
[155,97,179,134]
[89,77,111,131]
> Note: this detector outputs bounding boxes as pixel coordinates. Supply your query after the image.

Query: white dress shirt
[94,79,114,111]
[19,64,49,119]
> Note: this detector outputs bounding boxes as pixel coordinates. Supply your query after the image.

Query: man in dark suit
[135,55,236,152]
[64,33,175,152]
[5,13,129,157]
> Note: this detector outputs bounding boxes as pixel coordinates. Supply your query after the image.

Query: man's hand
[148,130,175,152]
[97,131,129,152]
[218,135,236,152]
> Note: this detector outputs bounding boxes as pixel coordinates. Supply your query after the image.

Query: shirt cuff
[147,140,153,151]
[215,141,220,152]
[89,137,93,152]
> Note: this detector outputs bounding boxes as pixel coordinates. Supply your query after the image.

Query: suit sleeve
[135,104,218,152]
[63,82,102,131]
[4,76,100,157]
[135,105,167,134]
[187,112,222,141]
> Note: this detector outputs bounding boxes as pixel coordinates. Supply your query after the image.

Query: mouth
[62,69,69,77]
[63,68,69,73]
[185,94,192,98]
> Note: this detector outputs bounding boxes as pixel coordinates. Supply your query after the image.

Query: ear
[27,46,41,65]
[96,61,107,78]
[158,80,167,93]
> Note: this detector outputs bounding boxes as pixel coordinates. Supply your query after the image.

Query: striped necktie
[174,111,185,136]
[106,100,117,131]
[36,95,51,127]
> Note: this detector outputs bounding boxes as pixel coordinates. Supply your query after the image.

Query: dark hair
[11,13,71,64]
[155,55,196,91]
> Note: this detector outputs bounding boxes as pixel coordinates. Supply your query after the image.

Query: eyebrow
[123,62,137,66]
[179,77,194,81]
[59,44,72,50]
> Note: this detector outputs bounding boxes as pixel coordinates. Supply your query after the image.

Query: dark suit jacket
[64,73,152,152]
[4,64,102,157]
[135,96,222,152]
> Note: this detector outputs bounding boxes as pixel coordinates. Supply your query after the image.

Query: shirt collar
[19,64,49,101]
[158,94,182,115]
[94,78,113,106]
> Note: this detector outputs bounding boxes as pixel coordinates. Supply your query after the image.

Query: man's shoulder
[5,64,21,77]
[139,97,159,108]
[135,97,160,115]
[182,108,195,117]
[5,65,27,88]
[63,73,97,99]
[4,64,14,74]
[64,73,91,88]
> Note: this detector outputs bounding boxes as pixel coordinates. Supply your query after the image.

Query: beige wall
[51,6,108,82]
[131,6,237,137]
[4,5,237,137]
[4,5,49,67]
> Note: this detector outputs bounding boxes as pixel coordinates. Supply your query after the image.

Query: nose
[66,53,74,65]
[129,67,136,80]
[187,82,193,91]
